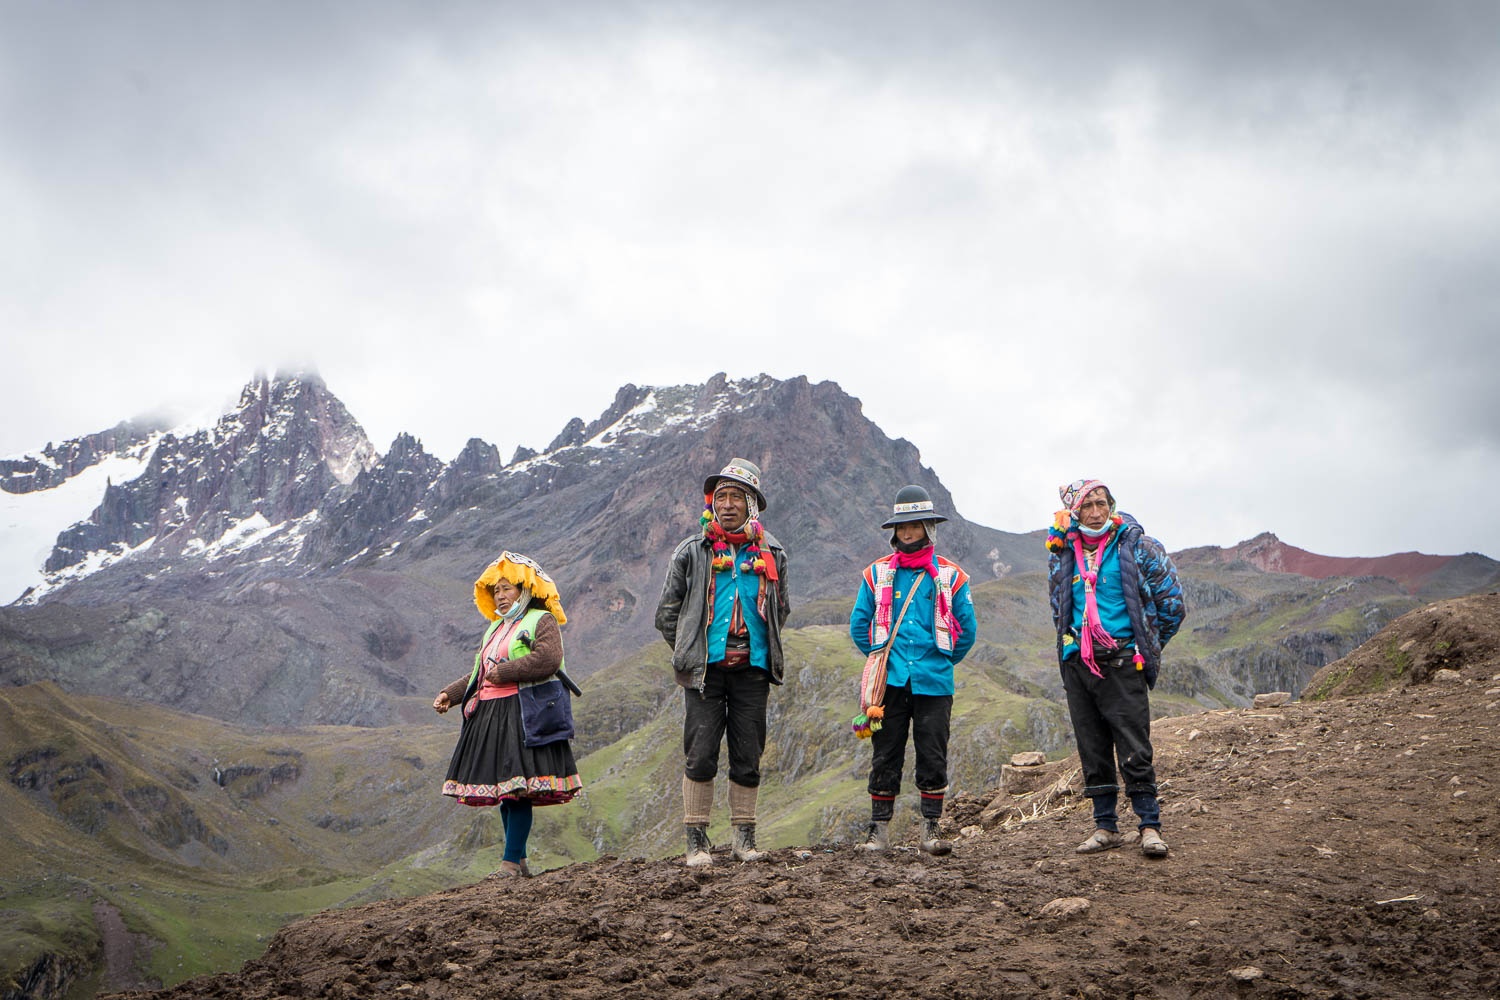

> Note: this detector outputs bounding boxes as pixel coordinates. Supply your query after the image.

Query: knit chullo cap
[704,458,768,510]
[1059,478,1113,514]
[473,550,568,624]
[1047,478,1116,553]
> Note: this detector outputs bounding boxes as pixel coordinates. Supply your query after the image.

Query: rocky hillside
[95,593,1500,1000]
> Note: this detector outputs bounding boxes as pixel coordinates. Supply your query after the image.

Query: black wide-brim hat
[881,484,948,528]
[704,458,768,510]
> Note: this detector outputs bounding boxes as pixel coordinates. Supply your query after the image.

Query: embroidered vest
[864,556,970,654]
[471,607,565,688]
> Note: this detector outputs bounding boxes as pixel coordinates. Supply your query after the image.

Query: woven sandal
[1074,828,1124,854]
[485,860,524,879]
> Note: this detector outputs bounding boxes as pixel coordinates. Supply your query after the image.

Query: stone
[1037,897,1091,920]
[1433,669,1463,684]
[1228,966,1265,982]
[1010,751,1048,767]
[1253,692,1292,708]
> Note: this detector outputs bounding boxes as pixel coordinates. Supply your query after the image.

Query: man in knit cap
[655,458,791,866]
[1046,479,1186,857]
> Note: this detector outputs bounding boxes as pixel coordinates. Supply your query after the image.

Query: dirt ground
[107,595,1500,1000]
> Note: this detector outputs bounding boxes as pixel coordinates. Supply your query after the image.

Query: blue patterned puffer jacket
[1046,512,1187,689]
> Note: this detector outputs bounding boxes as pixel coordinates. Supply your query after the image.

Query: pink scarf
[876,546,963,644]
[1072,531,1119,678]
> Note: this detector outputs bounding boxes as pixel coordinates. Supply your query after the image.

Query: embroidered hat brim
[704,458,768,510]
[881,499,948,528]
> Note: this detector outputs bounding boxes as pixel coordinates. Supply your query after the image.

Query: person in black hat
[849,484,977,855]
[654,458,791,867]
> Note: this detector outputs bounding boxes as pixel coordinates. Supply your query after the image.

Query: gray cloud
[2,0,1496,559]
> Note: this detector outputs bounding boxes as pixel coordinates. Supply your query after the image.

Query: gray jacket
[654,529,791,690]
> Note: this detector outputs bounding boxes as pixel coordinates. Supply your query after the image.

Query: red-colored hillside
[1203,532,1457,592]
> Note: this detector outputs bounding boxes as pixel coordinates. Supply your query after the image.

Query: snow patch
[0,448,157,604]
[20,536,157,605]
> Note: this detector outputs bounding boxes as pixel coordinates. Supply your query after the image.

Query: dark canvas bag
[518,677,575,747]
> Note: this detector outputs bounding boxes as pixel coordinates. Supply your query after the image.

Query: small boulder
[1253,692,1292,708]
[1010,751,1048,767]
[1037,897,1091,920]
[1228,966,1264,982]
[1433,669,1463,684]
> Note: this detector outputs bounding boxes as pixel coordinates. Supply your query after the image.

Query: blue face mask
[1077,517,1113,539]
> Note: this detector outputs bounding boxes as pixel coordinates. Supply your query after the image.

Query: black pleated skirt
[441,694,581,807]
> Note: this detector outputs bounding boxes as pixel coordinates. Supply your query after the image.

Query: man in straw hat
[655,458,790,866]
[1046,479,1186,858]
[849,484,977,855]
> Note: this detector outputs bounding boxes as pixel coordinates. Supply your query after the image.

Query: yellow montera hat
[473,550,568,624]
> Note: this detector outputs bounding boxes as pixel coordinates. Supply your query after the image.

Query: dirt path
[93,899,159,993]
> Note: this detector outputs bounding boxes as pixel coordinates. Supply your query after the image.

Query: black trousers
[683,664,771,787]
[867,683,952,819]
[1061,653,1157,799]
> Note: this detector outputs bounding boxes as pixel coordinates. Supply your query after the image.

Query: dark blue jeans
[1061,652,1160,831]
[683,664,771,787]
[867,684,952,820]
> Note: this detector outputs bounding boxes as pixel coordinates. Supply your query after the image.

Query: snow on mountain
[0,443,159,602]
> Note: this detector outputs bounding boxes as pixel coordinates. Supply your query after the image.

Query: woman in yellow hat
[434,551,581,877]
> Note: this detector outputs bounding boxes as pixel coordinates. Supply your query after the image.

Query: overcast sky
[3,1,1496,560]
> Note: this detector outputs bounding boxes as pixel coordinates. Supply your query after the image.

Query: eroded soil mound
[108,603,1500,1000]
[1305,591,1500,697]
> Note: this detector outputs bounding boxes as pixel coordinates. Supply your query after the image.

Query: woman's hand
[433,691,451,714]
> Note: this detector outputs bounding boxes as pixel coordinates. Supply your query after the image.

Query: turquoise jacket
[849,561,978,697]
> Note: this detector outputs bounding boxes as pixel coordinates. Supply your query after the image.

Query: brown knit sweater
[440,612,564,705]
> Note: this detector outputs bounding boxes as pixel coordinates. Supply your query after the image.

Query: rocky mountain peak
[220,371,377,486]
[39,371,377,584]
